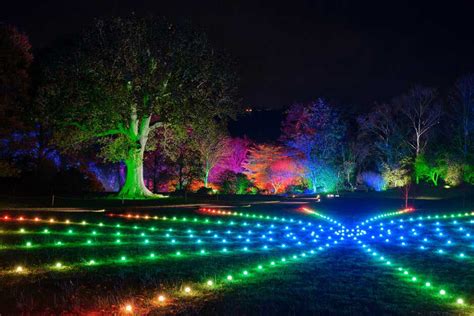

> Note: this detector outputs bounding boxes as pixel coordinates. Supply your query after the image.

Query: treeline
[1,18,473,197]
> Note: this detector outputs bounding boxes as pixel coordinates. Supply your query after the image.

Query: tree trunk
[117,111,155,199]
[204,169,210,188]
[118,147,154,198]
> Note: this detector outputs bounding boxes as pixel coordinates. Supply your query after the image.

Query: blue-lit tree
[281,99,345,193]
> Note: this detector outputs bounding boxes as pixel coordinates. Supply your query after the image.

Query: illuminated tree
[218,170,251,194]
[194,126,230,187]
[42,17,237,198]
[281,99,345,193]
[243,144,300,193]
[444,161,463,186]
[209,137,250,182]
[266,158,301,194]
[397,86,441,157]
[414,154,443,186]
[382,157,412,207]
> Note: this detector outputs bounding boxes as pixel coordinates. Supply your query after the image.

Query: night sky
[3,0,474,141]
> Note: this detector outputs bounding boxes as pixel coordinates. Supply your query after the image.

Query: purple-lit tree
[42,17,238,198]
[208,137,250,183]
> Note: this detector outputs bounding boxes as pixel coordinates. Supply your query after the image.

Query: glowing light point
[425,282,431,287]
[158,295,165,302]
[125,304,133,312]
[243,270,248,275]
[55,262,62,268]
[16,266,23,272]
[457,298,464,305]
[184,286,191,293]
[226,275,233,281]
[440,289,446,295]
[207,280,214,286]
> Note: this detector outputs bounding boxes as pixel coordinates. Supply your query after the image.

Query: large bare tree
[397,86,441,157]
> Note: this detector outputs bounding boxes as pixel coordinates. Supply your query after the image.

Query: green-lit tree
[413,154,443,186]
[42,17,238,198]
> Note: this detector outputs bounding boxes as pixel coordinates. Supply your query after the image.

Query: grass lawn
[0,191,473,314]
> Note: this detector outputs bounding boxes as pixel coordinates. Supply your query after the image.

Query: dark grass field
[0,191,473,315]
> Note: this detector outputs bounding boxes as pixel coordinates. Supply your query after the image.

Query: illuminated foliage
[281,99,344,193]
[208,137,250,183]
[217,171,252,194]
[243,144,300,194]
[41,17,238,198]
[193,126,230,187]
[444,162,463,186]
[463,165,474,185]
[382,159,411,189]
[414,155,443,186]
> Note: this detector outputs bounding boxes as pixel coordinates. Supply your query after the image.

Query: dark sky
[3,0,474,140]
